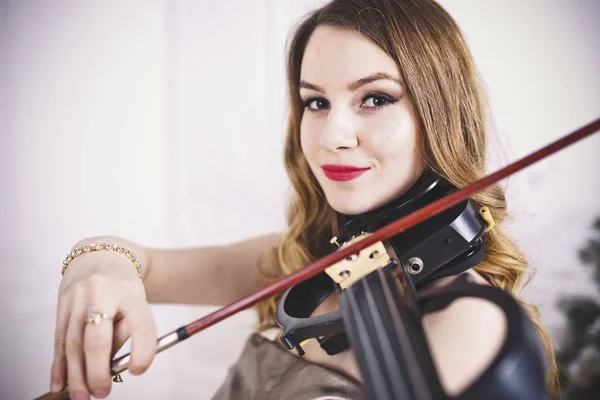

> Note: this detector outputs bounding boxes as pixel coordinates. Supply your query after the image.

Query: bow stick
[36,117,600,400]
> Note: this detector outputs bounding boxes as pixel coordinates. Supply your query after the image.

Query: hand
[50,249,157,399]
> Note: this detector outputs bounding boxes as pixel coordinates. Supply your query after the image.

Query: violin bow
[36,117,600,400]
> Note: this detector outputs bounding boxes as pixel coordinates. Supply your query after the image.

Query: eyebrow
[299,72,403,93]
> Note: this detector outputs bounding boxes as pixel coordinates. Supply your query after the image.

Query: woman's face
[300,25,424,215]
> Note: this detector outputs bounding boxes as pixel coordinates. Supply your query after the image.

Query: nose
[319,107,359,152]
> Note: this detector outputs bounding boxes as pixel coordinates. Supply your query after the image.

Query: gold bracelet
[61,243,143,279]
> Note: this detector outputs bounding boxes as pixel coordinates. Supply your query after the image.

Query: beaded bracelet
[61,243,144,279]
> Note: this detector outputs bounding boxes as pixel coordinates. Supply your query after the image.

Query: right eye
[303,97,330,111]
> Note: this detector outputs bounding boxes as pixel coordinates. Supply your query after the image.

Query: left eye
[362,94,394,108]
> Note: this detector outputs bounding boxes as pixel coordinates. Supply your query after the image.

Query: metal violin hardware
[34,117,600,400]
[324,233,392,290]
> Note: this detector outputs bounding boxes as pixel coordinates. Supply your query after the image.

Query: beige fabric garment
[211,333,365,400]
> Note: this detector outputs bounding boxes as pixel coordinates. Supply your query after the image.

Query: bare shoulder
[421,270,508,396]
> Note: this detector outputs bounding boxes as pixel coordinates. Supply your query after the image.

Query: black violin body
[275,172,548,399]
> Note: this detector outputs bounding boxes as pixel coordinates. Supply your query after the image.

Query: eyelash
[302,93,398,112]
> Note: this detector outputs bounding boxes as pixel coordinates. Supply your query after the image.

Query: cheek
[366,112,420,162]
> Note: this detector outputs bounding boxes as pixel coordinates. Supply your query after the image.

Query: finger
[64,296,91,400]
[50,294,71,392]
[121,299,157,375]
[111,319,131,357]
[83,311,115,399]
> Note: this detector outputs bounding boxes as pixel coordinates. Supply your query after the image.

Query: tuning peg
[329,236,341,248]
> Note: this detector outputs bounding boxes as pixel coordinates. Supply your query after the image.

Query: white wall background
[1,0,598,398]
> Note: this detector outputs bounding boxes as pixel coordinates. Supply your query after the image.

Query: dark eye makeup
[301,92,399,112]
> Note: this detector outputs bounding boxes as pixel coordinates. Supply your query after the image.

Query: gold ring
[87,311,112,325]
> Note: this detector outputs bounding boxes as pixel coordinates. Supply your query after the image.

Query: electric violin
[35,117,600,400]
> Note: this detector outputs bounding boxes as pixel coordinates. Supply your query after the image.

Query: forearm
[143,232,283,305]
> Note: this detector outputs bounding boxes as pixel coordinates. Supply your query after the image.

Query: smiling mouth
[321,164,370,182]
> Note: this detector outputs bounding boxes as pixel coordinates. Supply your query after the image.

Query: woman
[50,0,559,399]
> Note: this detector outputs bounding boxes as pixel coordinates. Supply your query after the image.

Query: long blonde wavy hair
[253,0,559,397]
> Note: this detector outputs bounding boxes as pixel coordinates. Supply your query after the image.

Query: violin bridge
[325,234,391,290]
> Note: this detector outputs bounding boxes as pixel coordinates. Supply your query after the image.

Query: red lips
[321,164,370,181]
